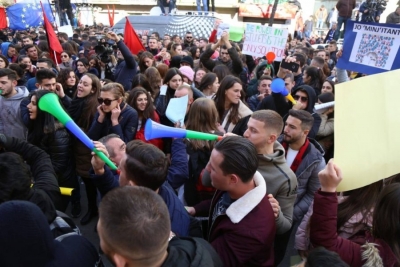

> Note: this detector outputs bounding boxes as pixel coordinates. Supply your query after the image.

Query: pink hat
[211,50,219,59]
[179,66,194,82]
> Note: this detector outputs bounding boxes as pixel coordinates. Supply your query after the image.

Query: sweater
[257,141,298,234]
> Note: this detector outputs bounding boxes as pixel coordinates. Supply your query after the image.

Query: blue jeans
[197,0,208,14]
[304,30,311,39]
[159,0,174,14]
[316,19,324,28]
[335,16,349,40]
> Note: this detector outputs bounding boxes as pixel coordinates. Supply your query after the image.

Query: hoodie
[0,86,29,140]
[1,42,16,63]
[291,85,322,139]
[257,141,298,234]
[162,237,223,267]
[0,201,101,267]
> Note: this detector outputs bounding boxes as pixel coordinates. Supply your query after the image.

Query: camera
[363,0,387,22]
[95,45,113,63]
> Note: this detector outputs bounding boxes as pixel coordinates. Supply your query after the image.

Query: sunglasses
[186,36,193,39]
[98,98,118,106]
[293,95,308,102]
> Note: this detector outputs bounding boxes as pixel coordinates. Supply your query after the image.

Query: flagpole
[53,50,59,65]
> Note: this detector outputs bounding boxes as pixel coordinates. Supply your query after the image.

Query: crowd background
[1,2,400,267]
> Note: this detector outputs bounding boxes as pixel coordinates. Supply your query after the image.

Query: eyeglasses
[293,95,308,102]
[98,98,118,106]
[61,55,69,58]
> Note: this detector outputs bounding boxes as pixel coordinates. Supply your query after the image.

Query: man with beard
[279,109,325,223]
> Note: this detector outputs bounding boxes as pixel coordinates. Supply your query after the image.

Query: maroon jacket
[310,190,398,267]
[336,0,356,18]
[194,172,276,267]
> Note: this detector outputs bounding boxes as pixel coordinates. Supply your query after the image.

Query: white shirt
[286,147,299,168]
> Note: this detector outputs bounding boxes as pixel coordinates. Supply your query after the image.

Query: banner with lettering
[242,23,288,61]
[337,20,400,75]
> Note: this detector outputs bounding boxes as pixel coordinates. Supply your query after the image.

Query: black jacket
[114,40,138,91]
[162,237,223,267]
[257,92,292,118]
[88,102,138,143]
[1,135,61,223]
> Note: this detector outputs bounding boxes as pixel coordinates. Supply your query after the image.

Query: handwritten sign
[242,23,288,61]
[337,21,400,75]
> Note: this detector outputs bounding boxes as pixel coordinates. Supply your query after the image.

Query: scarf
[68,97,87,125]
[282,138,310,173]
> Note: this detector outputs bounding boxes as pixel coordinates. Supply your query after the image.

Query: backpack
[50,211,81,241]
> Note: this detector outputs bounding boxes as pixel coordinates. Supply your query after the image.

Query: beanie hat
[179,66,194,82]
[180,56,194,68]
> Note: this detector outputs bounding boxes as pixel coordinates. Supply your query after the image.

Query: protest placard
[337,21,400,75]
[242,23,288,61]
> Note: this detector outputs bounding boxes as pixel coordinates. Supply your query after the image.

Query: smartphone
[281,61,300,73]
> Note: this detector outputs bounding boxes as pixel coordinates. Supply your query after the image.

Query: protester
[386,6,400,24]
[197,72,219,98]
[247,75,272,111]
[57,68,77,98]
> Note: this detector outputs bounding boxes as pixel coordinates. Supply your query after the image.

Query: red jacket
[194,172,276,267]
[310,190,398,267]
[135,111,163,150]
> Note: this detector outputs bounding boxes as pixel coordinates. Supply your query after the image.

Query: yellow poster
[335,69,400,192]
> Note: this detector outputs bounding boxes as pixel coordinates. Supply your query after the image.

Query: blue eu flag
[6,0,54,30]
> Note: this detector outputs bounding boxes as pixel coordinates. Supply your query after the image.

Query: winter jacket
[88,102,138,143]
[0,86,29,140]
[0,135,61,223]
[258,142,298,234]
[0,201,101,267]
[113,40,138,91]
[32,127,76,187]
[247,94,261,111]
[317,113,334,137]
[90,167,190,237]
[336,0,356,18]
[295,195,373,251]
[194,172,276,267]
[164,139,189,190]
[135,112,164,150]
[162,236,223,267]
[310,190,398,267]
[386,11,400,24]
[200,45,243,78]
[221,100,252,134]
[291,85,322,139]
[278,137,326,223]
[359,2,383,22]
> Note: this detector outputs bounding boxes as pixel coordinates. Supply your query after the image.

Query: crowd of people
[0,3,400,266]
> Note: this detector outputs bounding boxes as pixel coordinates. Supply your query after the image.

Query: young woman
[144,67,162,98]
[67,73,101,224]
[303,66,326,95]
[321,80,335,94]
[212,65,231,85]
[88,83,138,143]
[58,51,74,70]
[88,56,102,77]
[310,161,400,266]
[193,67,208,88]
[27,90,78,212]
[0,55,9,69]
[127,87,163,150]
[138,51,156,73]
[213,75,252,135]
[184,98,221,206]
[156,63,169,81]
[57,68,77,98]
[170,43,183,57]
[75,58,99,80]
[154,68,183,126]
[189,46,200,60]
[198,73,219,99]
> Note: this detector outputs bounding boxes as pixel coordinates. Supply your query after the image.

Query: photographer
[359,0,385,22]
[95,42,117,81]
[107,32,138,91]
